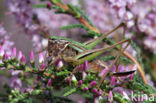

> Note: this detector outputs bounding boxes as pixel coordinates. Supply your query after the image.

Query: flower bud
[90,80,97,87]
[82,71,87,80]
[3,53,8,60]
[17,51,22,60]
[129,73,134,80]
[47,79,52,87]
[46,2,52,9]
[92,88,98,94]
[40,63,45,71]
[99,67,109,77]
[77,80,83,87]
[85,60,89,71]
[78,64,84,71]
[83,87,89,91]
[110,76,116,85]
[21,55,26,64]
[97,91,102,96]
[65,77,71,83]
[108,91,113,103]
[30,50,34,63]
[11,47,16,59]
[38,53,44,63]
[0,46,4,57]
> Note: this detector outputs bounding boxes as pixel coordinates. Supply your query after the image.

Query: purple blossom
[17,51,22,60]
[99,67,109,77]
[20,55,26,64]
[77,80,83,87]
[11,47,16,58]
[40,63,45,71]
[82,71,87,80]
[84,60,89,70]
[83,87,89,91]
[108,91,113,103]
[0,46,4,57]
[30,50,35,63]
[38,53,44,63]
[46,2,52,9]
[47,79,52,87]
[78,64,85,71]
[78,100,83,103]
[10,76,22,89]
[65,77,71,83]
[90,80,97,87]
[92,88,98,94]
[110,76,116,85]
[3,53,8,60]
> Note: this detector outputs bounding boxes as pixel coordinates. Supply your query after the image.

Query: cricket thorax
[48,39,78,58]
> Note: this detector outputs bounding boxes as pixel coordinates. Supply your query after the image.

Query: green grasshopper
[48,23,135,88]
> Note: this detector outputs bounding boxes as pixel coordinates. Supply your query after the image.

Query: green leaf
[33,4,47,8]
[63,88,77,97]
[56,71,70,76]
[67,4,80,18]
[60,24,86,30]
[75,6,94,26]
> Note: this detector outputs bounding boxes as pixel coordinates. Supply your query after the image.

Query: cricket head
[48,38,78,58]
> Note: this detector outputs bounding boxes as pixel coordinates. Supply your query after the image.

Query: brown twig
[54,2,100,34]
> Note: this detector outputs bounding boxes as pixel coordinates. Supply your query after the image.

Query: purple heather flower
[20,55,26,64]
[78,64,85,71]
[11,70,22,76]
[92,88,98,94]
[110,76,116,85]
[57,60,64,68]
[0,46,4,57]
[90,80,97,87]
[82,71,87,80]
[3,53,8,60]
[40,63,45,70]
[77,80,83,87]
[54,59,64,68]
[47,79,52,87]
[97,91,102,96]
[83,87,89,91]
[78,100,83,103]
[108,91,113,103]
[30,50,35,63]
[10,76,22,89]
[65,77,71,83]
[17,51,22,60]
[38,53,44,63]
[46,2,52,9]
[99,67,109,77]
[84,60,89,70]
[11,47,16,58]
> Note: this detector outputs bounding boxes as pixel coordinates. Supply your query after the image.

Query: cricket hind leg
[115,23,127,72]
[97,39,131,89]
[84,23,126,49]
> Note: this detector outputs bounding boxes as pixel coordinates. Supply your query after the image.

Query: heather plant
[0,0,156,103]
